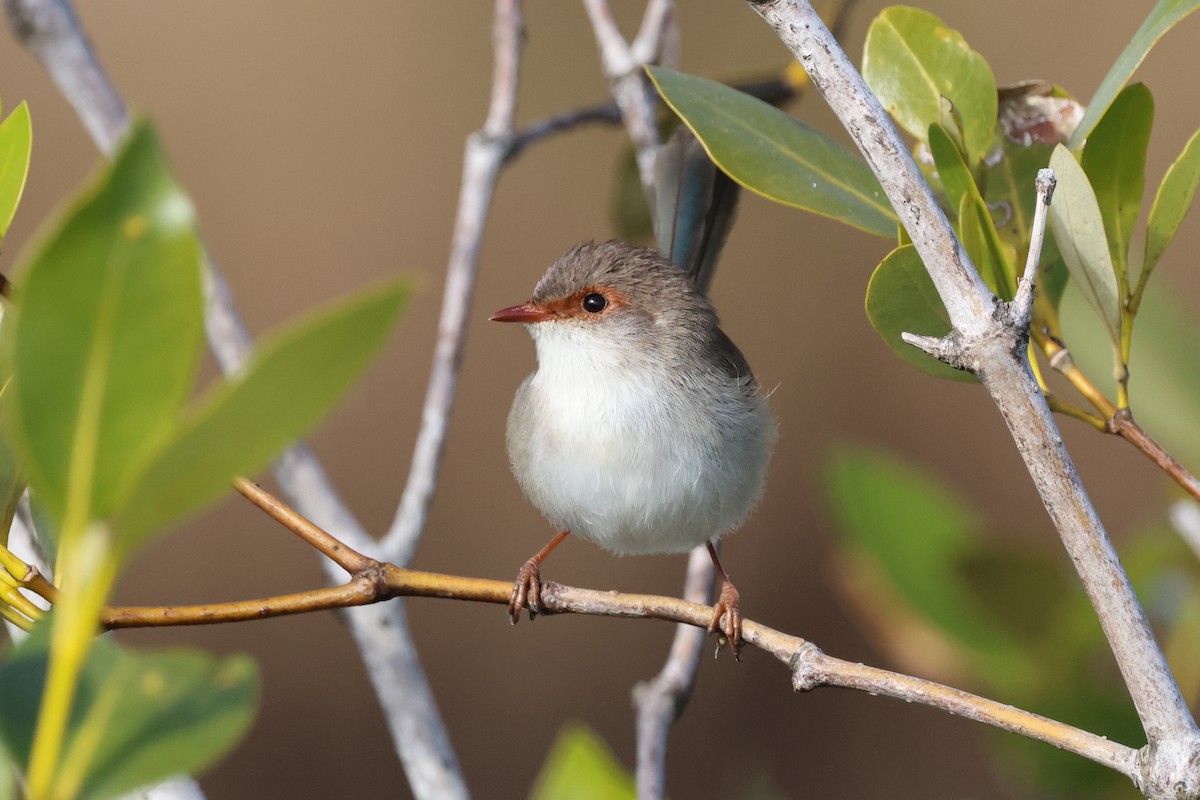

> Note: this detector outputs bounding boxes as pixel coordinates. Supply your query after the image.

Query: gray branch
[581,0,674,195]
[381,0,525,567]
[748,1,1200,796]
[632,545,714,800]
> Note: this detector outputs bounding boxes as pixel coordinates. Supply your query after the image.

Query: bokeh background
[1,1,1198,797]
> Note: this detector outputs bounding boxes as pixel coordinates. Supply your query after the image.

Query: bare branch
[4,0,126,153]
[235,477,372,575]
[381,0,525,567]
[633,545,714,800]
[1009,169,1055,328]
[581,0,674,193]
[747,1,1200,795]
[100,557,1138,782]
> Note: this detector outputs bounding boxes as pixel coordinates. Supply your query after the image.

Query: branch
[380,0,524,568]
[747,1,1200,796]
[1008,169,1055,329]
[98,559,1138,782]
[1036,334,1200,503]
[581,0,674,194]
[3,2,468,797]
[59,480,1127,786]
[748,1,1200,796]
[632,545,713,800]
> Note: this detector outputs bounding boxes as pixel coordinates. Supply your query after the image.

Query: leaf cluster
[0,115,408,798]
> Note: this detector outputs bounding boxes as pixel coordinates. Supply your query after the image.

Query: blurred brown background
[2,1,1198,797]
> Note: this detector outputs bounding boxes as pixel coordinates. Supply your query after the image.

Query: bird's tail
[652,125,741,297]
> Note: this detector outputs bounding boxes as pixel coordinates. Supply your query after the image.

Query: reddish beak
[489,303,553,323]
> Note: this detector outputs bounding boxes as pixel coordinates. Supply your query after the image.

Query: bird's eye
[582,292,607,313]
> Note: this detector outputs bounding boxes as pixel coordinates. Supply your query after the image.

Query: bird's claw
[707,580,743,660]
[508,558,543,624]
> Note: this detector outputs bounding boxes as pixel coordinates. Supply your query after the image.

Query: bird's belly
[508,373,760,555]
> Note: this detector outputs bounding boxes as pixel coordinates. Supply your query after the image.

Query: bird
[490,236,776,654]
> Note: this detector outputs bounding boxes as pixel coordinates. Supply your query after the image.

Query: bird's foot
[508,557,544,624]
[707,579,743,660]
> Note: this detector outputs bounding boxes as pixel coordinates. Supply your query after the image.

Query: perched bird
[491,236,776,652]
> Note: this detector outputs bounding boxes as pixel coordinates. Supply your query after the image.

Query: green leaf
[958,192,1016,300]
[0,628,257,800]
[862,6,997,164]
[825,447,1032,682]
[1080,83,1153,290]
[927,123,974,212]
[0,102,32,241]
[1047,145,1122,346]
[1140,127,1200,298]
[4,122,203,530]
[1069,0,1200,148]
[864,245,975,382]
[646,66,897,238]
[529,725,634,800]
[928,122,1016,297]
[115,280,408,550]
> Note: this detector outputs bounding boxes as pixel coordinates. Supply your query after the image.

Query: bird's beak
[489,302,553,323]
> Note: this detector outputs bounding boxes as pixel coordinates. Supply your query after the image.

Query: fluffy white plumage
[503,241,775,556]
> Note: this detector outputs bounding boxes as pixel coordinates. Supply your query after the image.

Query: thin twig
[104,579,383,628]
[3,2,469,797]
[1037,334,1200,503]
[234,478,371,574]
[633,545,713,800]
[1009,169,1055,327]
[747,1,1200,795]
[581,0,673,194]
[504,75,800,165]
[64,480,1129,784]
[381,0,524,569]
[1109,413,1200,503]
[96,559,1137,781]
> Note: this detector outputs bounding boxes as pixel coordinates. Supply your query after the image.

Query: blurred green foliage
[0,114,407,796]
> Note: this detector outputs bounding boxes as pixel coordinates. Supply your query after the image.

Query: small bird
[490,239,776,653]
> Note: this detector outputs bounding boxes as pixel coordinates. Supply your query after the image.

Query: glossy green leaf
[862,6,997,164]
[1047,145,1121,346]
[0,628,257,800]
[1141,127,1200,298]
[4,122,203,529]
[959,192,1017,300]
[865,245,975,382]
[929,122,1015,298]
[646,66,896,238]
[115,281,408,550]
[927,123,974,212]
[529,725,634,800]
[825,447,1032,681]
[1080,83,1153,288]
[1069,0,1200,148]
[0,102,32,241]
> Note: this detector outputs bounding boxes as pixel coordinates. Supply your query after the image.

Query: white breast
[506,323,773,555]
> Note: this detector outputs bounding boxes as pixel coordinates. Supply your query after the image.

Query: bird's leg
[509,530,570,624]
[706,541,743,658]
